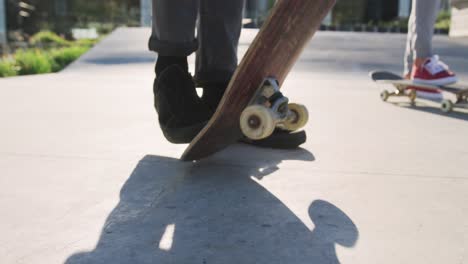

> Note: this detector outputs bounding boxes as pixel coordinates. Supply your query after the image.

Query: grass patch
[29,31,71,47]
[15,50,52,75]
[435,10,451,31]
[5,46,91,76]
[75,38,98,47]
[49,46,89,72]
[0,30,99,77]
[0,58,18,77]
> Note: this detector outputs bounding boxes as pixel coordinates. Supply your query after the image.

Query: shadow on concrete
[193,145,316,180]
[391,102,468,122]
[65,151,358,264]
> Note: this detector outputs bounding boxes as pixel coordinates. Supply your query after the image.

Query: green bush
[49,46,89,72]
[29,31,71,47]
[2,46,89,76]
[0,59,18,77]
[75,38,99,47]
[435,10,451,30]
[15,50,52,75]
[1,31,98,77]
[365,18,409,30]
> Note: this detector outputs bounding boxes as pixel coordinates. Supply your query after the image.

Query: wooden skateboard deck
[181,0,335,161]
[370,70,468,113]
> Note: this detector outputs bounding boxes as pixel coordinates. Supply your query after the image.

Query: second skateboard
[371,70,468,113]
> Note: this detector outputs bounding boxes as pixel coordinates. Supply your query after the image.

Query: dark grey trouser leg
[195,0,244,85]
[404,0,440,75]
[149,0,199,56]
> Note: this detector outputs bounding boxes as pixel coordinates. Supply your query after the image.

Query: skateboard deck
[181,0,335,161]
[370,70,468,113]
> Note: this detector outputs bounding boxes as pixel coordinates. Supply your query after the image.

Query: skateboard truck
[380,84,417,103]
[239,77,309,140]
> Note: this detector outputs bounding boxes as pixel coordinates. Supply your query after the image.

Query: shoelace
[424,55,450,75]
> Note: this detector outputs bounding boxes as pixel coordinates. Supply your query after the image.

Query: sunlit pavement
[1,28,467,264]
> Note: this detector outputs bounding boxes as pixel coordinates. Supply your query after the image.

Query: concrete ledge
[450,4,468,37]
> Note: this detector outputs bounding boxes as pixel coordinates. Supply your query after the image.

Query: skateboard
[181,0,335,161]
[370,70,468,113]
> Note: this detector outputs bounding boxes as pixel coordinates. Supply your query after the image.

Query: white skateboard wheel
[408,89,417,103]
[240,105,275,140]
[441,100,454,113]
[380,90,390,101]
[283,103,309,131]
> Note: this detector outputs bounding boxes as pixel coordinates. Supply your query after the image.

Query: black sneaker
[199,82,228,112]
[154,65,212,143]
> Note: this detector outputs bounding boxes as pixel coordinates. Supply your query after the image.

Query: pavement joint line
[6,201,117,262]
[0,152,139,162]
[12,235,88,264]
[304,169,468,181]
[173,160,468,181]
[1,151,466,181]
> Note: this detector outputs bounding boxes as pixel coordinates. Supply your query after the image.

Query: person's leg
[195,0,244,110]
[403,2,416,78]
[410,0,440,73]
[149,0,198,57]
[405,0,456,85]
[149,0,200,75]
[150,0,212,144]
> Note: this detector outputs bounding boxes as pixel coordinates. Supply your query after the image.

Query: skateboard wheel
[441,100,454,113]
[240,105,275,140]
[408,89,417,103]
[283,103,309,131]
[380,90,390,101]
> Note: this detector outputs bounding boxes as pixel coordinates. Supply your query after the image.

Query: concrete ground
[1,28,467,264]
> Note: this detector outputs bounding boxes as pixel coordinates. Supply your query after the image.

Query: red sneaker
[413,55,457,86]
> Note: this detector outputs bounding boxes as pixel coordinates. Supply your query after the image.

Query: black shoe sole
[240,130,306,149]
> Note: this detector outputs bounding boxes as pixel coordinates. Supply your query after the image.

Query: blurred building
[241,0,443,27]
[1,0,6,46]
[78,0,468,38]
[140,0,151,27]
[330,0,450,25]
[241,0,405,26]
[244,0,271,27]
[3,0,140,40]
[1,0,465,44]
[4,0,72,37]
